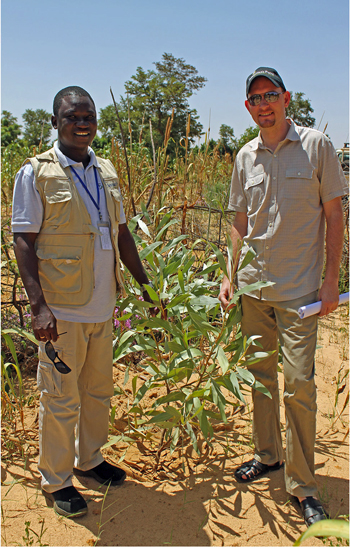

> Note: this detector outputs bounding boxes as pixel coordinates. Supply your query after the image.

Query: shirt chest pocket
[284,169,319,203]
[244,173,265,213]
[43,179,72,226]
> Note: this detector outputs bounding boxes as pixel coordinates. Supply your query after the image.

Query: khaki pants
[241,291,319,498]
[37,319,114,493]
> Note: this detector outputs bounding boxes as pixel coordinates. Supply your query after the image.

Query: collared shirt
[229,120,348,301]
[12,142,126,322]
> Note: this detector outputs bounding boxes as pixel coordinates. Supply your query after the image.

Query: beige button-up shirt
[229,120,348,301]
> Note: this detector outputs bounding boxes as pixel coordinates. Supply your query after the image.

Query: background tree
[218,124,235,155]
[286,92,315,127]
[1,111,22,146]
[22,108,52,147]
[99,53,207,155]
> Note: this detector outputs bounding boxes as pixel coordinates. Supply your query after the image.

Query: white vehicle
[336,142,349,173]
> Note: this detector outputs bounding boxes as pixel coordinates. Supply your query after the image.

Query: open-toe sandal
[294,496,328,527]
[234,458,283,483]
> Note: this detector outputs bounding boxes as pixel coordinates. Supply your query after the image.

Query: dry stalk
[110,87,136,217]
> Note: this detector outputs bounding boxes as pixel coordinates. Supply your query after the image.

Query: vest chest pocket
[104,179,122,222]
[43,179,72,226]
[244,173,265,213]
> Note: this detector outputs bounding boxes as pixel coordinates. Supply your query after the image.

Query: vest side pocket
[36,245,83,300]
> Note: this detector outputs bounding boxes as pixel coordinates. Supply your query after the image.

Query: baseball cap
[246,67,286,96]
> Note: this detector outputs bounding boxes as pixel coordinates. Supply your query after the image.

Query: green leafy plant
[293,519,349,546]
[109,212,274,464]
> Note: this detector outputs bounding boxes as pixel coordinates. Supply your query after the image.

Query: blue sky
[2,0,349,148]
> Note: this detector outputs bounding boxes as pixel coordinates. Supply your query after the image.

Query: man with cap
[219,67,347,526]
[12,86,155,517]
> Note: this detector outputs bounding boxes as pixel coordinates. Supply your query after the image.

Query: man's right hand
[31,303,58,342]
[218,276,234,311]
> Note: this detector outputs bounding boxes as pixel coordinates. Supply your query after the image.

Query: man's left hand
[318,279,339,317]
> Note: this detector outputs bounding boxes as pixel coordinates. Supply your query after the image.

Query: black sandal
[234,458,283,483]
[295,496,328,527]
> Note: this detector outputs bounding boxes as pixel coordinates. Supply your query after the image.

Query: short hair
[53,86,95,115]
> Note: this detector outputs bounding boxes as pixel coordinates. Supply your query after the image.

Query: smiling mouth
[75,132,90,136]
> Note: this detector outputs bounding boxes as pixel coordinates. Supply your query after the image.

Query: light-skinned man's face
[245,76,290,131]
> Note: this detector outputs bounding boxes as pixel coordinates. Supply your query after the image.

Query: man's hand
[142,290,167,319]
[318,279,339,317]
[219,276,234,311]
[31,303,58,342]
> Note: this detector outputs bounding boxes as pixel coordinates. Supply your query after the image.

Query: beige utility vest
[25,147,125,307]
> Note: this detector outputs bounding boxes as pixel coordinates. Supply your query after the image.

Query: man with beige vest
[219,68,347,526]
[12,86,154,517]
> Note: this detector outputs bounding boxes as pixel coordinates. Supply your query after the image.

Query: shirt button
[298,172,301,176]
[274,154,277,158]
[273,177,276,180]
[266,245,269,249]
[269,222,273,227]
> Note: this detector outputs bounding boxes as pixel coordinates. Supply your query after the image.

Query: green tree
[1,111,22,146]
[22,109,52,147]
[234,125,260,152]
[286,92,315,127]
[218,124,235,154]
[99,53,207,155]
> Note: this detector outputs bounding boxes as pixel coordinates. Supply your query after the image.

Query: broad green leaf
[166,294,189,309]
[236,366,256,386]
[162,235,188,254]
[211,379,227,423]
[148,410,177,423]
[229,372,246,403]
[141,284,159,303]
[253,379,272,398]
[2,327,39,346]
[178,269,185,292]
[293,519,349,546]
[133,380,152,405]
[154,391,186,406]
[128,213,143,232]
[102,434,135,449]
[210,242,229,278]
[156,218,179,240]
[230,280,275,304]
[170,426,180,454]
[2,333,20,368]
[199,263,220,277]
[216,345,230,375]
[237,246,257,271]
[185,421,199,455]
[139,241,163,261]
[137,218,151,237]
[244,351,271,365]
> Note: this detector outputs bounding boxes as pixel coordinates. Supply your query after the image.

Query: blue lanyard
[70,165,102,221]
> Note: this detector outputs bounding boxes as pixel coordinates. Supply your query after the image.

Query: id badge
[98,222,113,250]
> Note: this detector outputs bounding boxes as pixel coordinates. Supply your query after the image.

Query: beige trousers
[241,291,319,498]
[37,318,114,492]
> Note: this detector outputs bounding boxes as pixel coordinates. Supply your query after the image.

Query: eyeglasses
[247,91,283,106]
[45,333,71,374]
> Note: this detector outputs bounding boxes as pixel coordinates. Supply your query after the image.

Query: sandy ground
[1,305,349,547]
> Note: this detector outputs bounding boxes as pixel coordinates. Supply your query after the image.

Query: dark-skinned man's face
[51,95,97,159]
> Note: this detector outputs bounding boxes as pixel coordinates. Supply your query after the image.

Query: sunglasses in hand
[45,333,71,374]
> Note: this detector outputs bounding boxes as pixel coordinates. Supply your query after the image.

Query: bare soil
[1,306,349,547]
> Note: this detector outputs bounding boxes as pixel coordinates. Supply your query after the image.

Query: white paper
[298,292,349,319]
